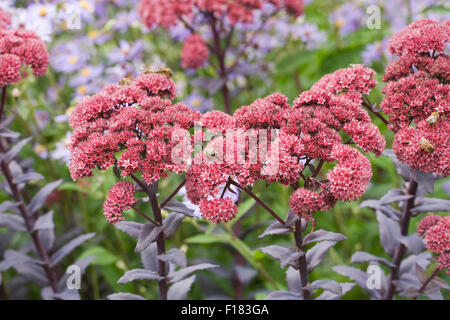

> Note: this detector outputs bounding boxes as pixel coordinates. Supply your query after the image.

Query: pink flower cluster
[181,34,210,69]
[72,67,382,224]
[417,215,450,274]
[103,181,137,224]
[183,67,382,222]
[381,19,449,176]
[69,71,201,182]
[138,0,303,29]
[0,29,49,87]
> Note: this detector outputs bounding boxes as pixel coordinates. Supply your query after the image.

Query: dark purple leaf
[135,223,164,252]
[398,234,424,254]
[306,241,337,273]
[14,172,44,184]
[167,275,196,300]
[265,290,301,300]
[51,233,95,267]
[162,200,195,217]
[0,213,26,232]
[234,265,257,284]
[118,269,164,284]
[376,211,400,256]
[316,282,355,300]
[258,221,292,239]
[168,263,218,283]
[3,138,31,163]
[303,230,346,246]
[379,189,412,205]
[115,221,143,238]
[163,213,184,239]
[158,248,186,268]
[33,211,54,231]
[351,251,395,268]
[304,280,342,295]
[141,243,159,272]
[107,293,147,300]
[412,197,450,214]
[260,245,303,268]
[286,267,301,293]
[410,170,434,194]
[28,180,63,215]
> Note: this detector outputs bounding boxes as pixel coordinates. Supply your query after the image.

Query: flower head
[181,34,209,69]
[289,188,324,219]
[103,181,137,224]
[199,197,238,223]
[0,28,48,86]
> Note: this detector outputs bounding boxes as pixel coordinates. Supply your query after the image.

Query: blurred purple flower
[108,40,143,64]
[329,3,364,36]
[50,41,89,73]
[50,131,71,164]
[169,22,191,41]
[113,10,140,32]
[183,92,213,113]
[69,65,104,87]
[291,22,326,50]
[362,37,391,65]
[34,144,48,159]
[35,110,50,129]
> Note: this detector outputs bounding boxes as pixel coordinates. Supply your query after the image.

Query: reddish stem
[384,179,418,299]
[412,267,440,300]
[160,179,186,208]
[229,180,286,225]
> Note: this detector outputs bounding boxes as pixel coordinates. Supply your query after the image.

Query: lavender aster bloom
[50,41,89,73]
[291,22,326,50]
[169,22,191,41]
[34,144,48,160]
[35,110,50,129]
[183,92,213,113]
[329,3,364,36]
[11,8,54,42]
[113,10,140,32]
[108,40,143,64]
[50,132,72,164]
[69,65,104,87]
[362,36,392,65]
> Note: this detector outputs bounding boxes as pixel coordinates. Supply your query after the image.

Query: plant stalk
[384,179,418,300]
[294,220,312,300]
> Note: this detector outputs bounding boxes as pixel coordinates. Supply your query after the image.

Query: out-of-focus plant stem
[209,14,231,115]
[384,178,418,300]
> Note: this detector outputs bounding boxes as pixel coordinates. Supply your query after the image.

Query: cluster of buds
[70,66,384,224]
[103,181,137,224]
[0,18,49,87]
[381,19,449,177]
[417,215,450,274]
